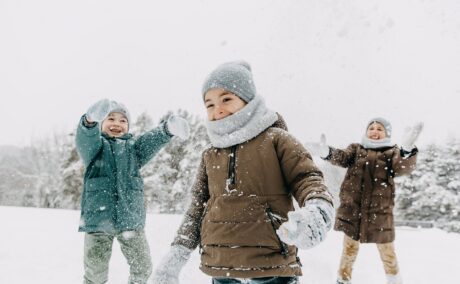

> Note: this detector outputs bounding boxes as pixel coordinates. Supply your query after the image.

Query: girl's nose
[214,105,224,114]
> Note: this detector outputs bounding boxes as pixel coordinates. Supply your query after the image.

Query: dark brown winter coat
[326,144,417,243]
[172,118,332,278]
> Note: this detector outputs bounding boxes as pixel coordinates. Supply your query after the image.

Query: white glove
[166,115,190,140]
[401,122,424,150]
[151,245,192,284]
[276,199,334,249]
[308,134,330,158]
[86,99,111,122]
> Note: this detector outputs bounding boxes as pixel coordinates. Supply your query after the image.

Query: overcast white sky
[1,0,459,148]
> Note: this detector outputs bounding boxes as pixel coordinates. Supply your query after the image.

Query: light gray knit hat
[202,60,256,103]
[367,117,392,138]
[109,100,131,124]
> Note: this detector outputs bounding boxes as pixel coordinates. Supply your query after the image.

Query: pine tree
[28,133,67,208]
[141,109,209,213]
[131,111,154,137]
[59,132,84,209]
[0,146,36,206]
[395,140,460,232]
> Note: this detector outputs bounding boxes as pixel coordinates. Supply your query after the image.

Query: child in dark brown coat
[316,117,423,284]
[151,61,335,284]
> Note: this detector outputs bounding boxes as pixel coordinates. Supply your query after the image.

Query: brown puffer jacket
[172,117,333,278]
[325,144,417,243]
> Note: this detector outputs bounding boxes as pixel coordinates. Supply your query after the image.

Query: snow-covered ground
[0,206,458,283]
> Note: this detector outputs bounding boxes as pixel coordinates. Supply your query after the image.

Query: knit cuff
[161,121,174,137]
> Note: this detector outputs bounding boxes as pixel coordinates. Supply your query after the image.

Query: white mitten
[151,245,192,284]
[166,115,190,140]
[308,134,330,158]
[276,199,334,249]
[401,122,424,150]
[86,99,111,122]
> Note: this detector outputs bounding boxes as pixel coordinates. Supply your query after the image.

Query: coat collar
[101,132,133,141]
[205,96,278,148]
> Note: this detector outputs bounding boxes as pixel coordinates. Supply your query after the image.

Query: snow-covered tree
[395,140,460,232]
[141,109,209,213]
[0,146,37,206]
[131,111,155,137]
[59,132,84,209]
[30,133,69,208]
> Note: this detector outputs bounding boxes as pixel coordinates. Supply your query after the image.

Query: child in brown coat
[316,118,423,284]
[151,61,335,284]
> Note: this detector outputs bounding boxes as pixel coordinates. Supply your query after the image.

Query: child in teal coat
[76,99,189,284]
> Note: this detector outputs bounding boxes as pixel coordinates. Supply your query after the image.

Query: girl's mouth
[109,127,123,134]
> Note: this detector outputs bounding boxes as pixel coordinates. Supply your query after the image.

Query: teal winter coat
[76,116,171,233]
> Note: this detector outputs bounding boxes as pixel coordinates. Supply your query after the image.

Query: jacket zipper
[265,207,289,258]
[226,146,237,187]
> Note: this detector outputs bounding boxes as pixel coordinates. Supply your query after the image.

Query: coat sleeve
[172,153,209,250]
[324,143,359,168]
[274,129,333,207]
[134,122,172,168]
[392,147,418,177]
[75,115,103,168]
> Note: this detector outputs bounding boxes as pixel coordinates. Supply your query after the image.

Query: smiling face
[101,112,128,137]
[366,122,387,140]
[204,88,247,121]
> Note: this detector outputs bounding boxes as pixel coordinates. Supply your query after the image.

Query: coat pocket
[120,177,146,225]
[125,177,144,206]
[82,177,115,228]
[266,207,290,257]
[200,196,281,248]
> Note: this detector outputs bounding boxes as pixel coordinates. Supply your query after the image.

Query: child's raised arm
[309,134,359,168]
[75,99,113,166]
[75,115,103,167]
[392,122,423,177]
[391,147,418,177]
[324,143,360,168]
[134,123,171,167]
[134,115,190,167]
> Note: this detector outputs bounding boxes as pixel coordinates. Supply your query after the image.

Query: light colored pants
[83,230,152,284]
[338,235,399,281]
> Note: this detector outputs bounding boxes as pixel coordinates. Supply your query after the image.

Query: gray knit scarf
[206,96,278,148]
[361,136,394,149]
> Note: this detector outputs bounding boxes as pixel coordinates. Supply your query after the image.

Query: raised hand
[308,134,330,158]
[401,122,424,150]
[165,115,190,140]
[85,99,111,123]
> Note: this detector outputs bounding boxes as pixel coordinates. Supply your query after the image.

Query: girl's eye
[206,104,214,109]
[120,120,127,123]
[222,97,232,102]
[108,118,114,121]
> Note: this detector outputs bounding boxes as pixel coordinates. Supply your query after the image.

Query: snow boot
[386,273,402,284]
[336,277,351,284]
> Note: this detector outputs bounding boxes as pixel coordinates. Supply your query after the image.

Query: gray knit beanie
[367,117,392,138]
[109,100,131,124]
[202,60,256,103]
